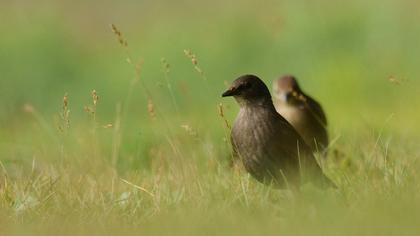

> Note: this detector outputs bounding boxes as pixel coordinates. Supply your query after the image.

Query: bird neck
[238,97,277,113]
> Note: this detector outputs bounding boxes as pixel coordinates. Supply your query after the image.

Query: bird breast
[232,107,276,162]
[274,104,305,127]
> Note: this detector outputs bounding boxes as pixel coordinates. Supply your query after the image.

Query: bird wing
[267,113,333,187]
[305,94,327,126]
[269,115,318,167]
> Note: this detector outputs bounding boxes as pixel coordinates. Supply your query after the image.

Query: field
[1,0,420,235]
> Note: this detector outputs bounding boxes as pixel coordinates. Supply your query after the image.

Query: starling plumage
[222,74,333,188]
[273,75,328,154]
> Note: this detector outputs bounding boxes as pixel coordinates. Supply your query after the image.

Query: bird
[272,75,328,154]
[222,74,334,188]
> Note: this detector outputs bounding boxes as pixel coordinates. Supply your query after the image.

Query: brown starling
[222,74,334,188]
[272,75,328,154]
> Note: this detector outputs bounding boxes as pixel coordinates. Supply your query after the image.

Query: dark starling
[222,74,334,188]
[272,75,328,154]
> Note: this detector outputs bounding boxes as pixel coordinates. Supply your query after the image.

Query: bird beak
[222,87,237,97]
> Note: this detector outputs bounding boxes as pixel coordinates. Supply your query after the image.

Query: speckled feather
[225,75,334,188]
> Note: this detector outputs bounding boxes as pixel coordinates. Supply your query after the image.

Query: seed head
[92,90,99,106]
[110,24,128,47]
[161,58,170,74]
[184,49,206,80]
[147,99,156,120]
[180,124,198,138]
[23,104,35,114]
[63,93,69,108]
[103,124,113,129]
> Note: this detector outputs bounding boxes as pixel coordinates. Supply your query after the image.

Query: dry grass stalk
[148,99,156,121]
[82,90,101,157]
[388,75,406,85]
[110,24,143,84]
[180,124,198,139]
[110,24,157,124]
[161,57,179,114]
[120,178,154,197]
[23,104,35,114]
[184,49,206,80]
[22,103,60,145]
[59,93,70,133]
[161,57,170,74]
[84,90,99,124]
[218,103,231,130]
[109,24,176,156]
[103,124,113,129]
[110,24,128,48]
[111,104,122,167]
[92,90,99,106]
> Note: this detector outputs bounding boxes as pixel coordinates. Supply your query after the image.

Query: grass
[1,128,420,235]
[1,0,420,235]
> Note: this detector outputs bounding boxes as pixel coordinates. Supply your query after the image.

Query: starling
[272,75,328,154]
[222,74,334,188]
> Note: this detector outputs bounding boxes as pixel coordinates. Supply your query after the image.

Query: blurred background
[2,1,420,233]
[1,0,419,166]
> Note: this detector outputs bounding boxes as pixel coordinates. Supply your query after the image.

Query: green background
[1,0,420,235]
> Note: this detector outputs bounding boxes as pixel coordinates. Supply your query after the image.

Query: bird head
[272,75,303,105]
[222,74,272,106]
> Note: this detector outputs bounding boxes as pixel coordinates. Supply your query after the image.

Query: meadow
[1,0,420,235]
